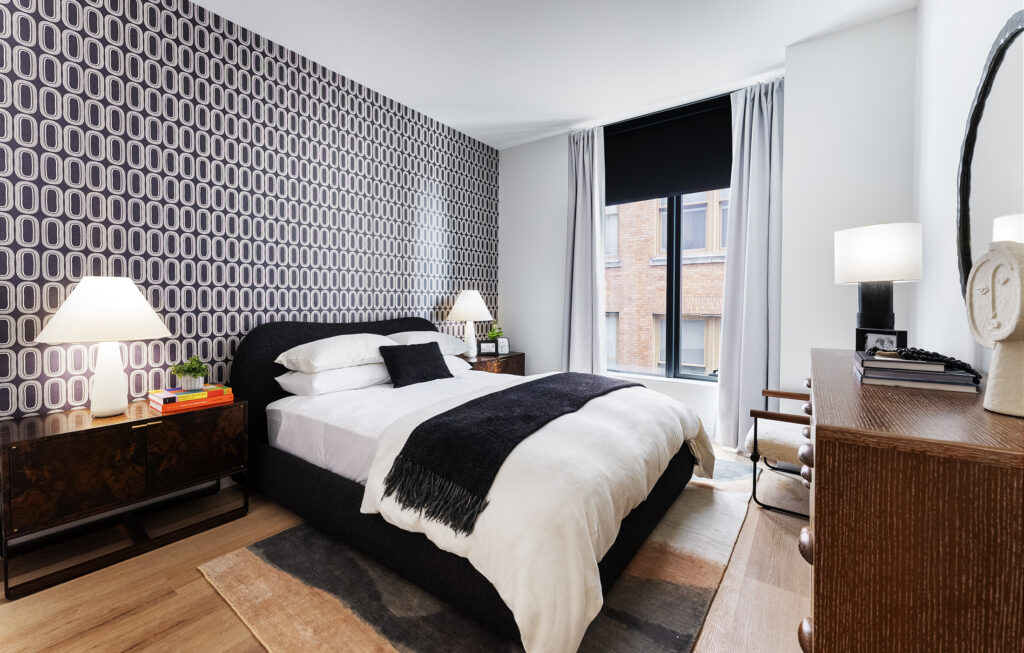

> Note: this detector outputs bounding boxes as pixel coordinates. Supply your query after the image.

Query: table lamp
[447,289,493,360]
[834,222,923,331]
[992,214,1024,243]
[35,277,172,417]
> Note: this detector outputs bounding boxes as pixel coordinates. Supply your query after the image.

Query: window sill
[604,259,622,268]
[649,256,667,266]
[608,371,719,387]
[681,253,726,264]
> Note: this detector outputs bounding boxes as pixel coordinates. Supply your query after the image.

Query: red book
[149,394,234,414]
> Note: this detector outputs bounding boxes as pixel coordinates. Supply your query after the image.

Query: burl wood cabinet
[0,401,248,598]
[468,352,525,375]
[799,349,1023,652]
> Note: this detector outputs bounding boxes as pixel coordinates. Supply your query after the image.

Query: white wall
[913,0,1023,366]
[498,134,569,374]
[779,10,918,390]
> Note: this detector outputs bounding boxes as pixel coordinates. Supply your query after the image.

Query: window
[605,313,618,369]
[679,318,705,367]
[658,198,668,254]
[604,206,619,258]
[604,189,728,380]
[682,192,707,250]
[719,188,730,248]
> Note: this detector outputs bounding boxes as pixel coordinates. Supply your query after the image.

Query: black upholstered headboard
[230,317,439,442]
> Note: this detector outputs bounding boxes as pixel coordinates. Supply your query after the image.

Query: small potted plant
[170,355,209,391]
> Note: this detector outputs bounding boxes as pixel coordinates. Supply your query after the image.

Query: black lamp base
[857,281,894,330]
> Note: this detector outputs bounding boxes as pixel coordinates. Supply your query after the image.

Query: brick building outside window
[604,189,728,377]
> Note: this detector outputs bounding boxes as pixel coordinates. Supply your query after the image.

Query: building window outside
[604,206,619,258]
[681,192,707,251]
[603,189,728,380]
[679,318,706,367]
[657,198,668,254]
[719,188,729,248]
[606,312,619,369]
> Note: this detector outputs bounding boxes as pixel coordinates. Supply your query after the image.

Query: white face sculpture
[967,243,1024,348]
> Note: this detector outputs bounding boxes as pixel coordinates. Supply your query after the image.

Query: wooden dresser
[799,349,1023,652]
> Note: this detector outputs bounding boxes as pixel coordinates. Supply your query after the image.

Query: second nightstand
[467,352,525,375]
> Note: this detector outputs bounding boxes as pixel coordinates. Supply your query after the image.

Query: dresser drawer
[146,404,246,494]
[6,426,146,535]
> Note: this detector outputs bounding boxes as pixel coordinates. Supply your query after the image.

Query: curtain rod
[584,68,785,133]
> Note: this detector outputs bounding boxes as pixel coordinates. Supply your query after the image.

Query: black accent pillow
[379,342,454,388]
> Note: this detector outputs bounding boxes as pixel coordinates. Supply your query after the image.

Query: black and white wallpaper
[0,0,499,419]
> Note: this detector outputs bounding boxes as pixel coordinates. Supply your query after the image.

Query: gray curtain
[562,128,607,374]
[715,79,784,449]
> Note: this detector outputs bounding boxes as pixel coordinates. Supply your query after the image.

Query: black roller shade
[604,94,732,206]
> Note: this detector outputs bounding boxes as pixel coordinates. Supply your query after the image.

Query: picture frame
[496,337,510,355]
[478,340,498,355]
[855,328,907,352]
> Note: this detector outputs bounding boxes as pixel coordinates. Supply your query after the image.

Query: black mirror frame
[957,10,1024,299]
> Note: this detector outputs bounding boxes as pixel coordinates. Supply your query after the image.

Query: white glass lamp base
[89,341,129,417]
[463,320,477,360]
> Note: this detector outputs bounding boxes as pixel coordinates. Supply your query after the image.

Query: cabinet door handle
[131,424,148,429]
[149,420,162,426]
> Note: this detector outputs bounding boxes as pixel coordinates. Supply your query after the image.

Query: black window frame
[665,194,718,383]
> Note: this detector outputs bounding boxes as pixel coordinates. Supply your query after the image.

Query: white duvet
[360,372,715,652]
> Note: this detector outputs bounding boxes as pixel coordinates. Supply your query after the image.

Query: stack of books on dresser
[854,352,979,393]
[148,384,234,413]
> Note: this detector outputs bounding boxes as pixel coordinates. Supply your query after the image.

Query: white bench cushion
[744,419,805,466]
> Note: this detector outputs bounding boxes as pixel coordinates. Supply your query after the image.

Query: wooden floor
[0,449,810,652]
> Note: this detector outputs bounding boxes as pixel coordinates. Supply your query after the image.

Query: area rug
[199,459,752,652]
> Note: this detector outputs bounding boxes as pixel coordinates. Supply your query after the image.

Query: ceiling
[192,0,916,150]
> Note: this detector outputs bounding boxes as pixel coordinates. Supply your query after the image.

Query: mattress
[266,369,515,484]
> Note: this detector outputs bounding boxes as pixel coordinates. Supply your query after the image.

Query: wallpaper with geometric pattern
[0,0,499,419]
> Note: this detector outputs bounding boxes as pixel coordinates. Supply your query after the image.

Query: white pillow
[274,333,397,373]
[276,364,391,396]
[388,330,469,356]
[444,355,472,372]
[277,356,469,395]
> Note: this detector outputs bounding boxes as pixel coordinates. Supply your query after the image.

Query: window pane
[604,207,618,257]
[679,186,727,378]
[605,313,618,369]
[603,198,667,375]
[679,318,705,365]
[682,205,706,249]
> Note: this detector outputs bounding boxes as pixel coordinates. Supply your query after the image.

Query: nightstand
[468,352,525,375]
[0,401,248,598]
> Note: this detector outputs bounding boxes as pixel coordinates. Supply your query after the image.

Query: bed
[231,317,712,649]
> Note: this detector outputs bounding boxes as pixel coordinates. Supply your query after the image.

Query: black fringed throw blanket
[382,372,641,535]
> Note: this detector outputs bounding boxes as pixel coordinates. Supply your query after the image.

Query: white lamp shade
[447,290,493,322]
[993,214,1024,243]
[35,277,172,344]
[834,222,923,284]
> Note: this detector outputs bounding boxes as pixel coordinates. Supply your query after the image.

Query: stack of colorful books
[854,351,979,393]
[148,384,234,413]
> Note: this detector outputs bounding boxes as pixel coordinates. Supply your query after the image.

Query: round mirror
[957,11,1024,298]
